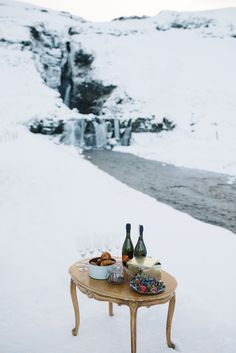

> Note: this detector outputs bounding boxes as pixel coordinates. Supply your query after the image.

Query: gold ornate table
[69,260,177,353]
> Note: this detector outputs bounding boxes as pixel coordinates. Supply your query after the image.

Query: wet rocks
[28,118,64,135]
[131,117,176,133]
[70,80,116,114]
[29,24,67,89]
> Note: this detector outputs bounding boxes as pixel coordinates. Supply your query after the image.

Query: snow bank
[0,128,236,353]
[115,130,236,176]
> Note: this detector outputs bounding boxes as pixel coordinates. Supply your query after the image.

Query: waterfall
[60,119,86,147]
[93,120,107,148]
[59,118,125,148]
[114,119,120,141]
[61,120,76,145]
[74,119,85,147]
[121,121,132,146]
[63,84,71,107]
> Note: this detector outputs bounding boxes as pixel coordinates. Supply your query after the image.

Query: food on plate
[130,272,165,295]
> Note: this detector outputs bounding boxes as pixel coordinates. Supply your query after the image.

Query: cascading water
[60,119,86,146]
[60,118,109,148]
[63,84,71,107]
[60,120,76,145]
[114,119,120,141]
[93,120,107,148]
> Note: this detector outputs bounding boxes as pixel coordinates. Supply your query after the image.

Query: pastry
[101,251,111,261]
[100,259,114,266]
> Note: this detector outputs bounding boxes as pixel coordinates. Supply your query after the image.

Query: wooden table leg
[166,292,176,349]
[129,302,138,353]
[109,302,114,316]
[70,278,80,336]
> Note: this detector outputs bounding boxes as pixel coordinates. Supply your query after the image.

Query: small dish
[107,266,124,284]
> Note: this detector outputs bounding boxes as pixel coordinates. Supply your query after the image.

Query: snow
[115,130,236,176]
[70,9,236,175]
[0,46,79,143]
[0,2,236,352]
[1,0,236,175]
[81,23,236,175]
[1,127,236,353]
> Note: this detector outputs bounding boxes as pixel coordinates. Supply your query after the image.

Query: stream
[84,150,236,234]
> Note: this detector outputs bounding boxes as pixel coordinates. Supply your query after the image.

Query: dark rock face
[29,26,41,41]
[113,15,148,21]
[58,44,117,114]
[28,118,64,135]
[29,25,117,115]
[73,49,93,66]
[29,24,67,89]
[0,38,31,49]
[70,81,116,114]
[156,15,214,31]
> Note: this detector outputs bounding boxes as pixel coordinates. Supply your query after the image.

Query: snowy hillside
[0,2,236,353]
[0,0,236,174]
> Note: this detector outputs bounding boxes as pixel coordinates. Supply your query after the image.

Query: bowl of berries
[129,272,165,295]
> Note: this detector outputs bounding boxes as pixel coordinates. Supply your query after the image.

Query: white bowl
[88,257,116,280]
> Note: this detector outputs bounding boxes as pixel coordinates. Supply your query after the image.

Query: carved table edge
[70,276,174,307]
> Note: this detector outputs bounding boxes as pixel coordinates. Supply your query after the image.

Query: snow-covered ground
[115,130,236,176]
[0,2,236,352]
[1,126,236,353]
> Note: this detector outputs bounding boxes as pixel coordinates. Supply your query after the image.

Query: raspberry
[140,285,147,293]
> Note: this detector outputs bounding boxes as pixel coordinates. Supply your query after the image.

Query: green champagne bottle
[122,223,134,264]
[134,225,147,257]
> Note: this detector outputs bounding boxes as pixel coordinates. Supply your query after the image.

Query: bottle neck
[139,225,144,238]
[139,234,143,240]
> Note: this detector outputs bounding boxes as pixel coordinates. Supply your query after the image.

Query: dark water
[84,150,236,234]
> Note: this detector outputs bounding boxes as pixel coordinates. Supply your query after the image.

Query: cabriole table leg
[166,292,176,349]
[70,279,80,336]
[109,302,114,316]
[129,302,138,353]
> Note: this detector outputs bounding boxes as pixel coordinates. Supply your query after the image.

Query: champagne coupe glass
[79,246,86,262]
[86,236,95,259]
[88,243,95,258]
[98,241,104,254]
[76,239,87,271]
[114,238,121,257]
[104,235,112,254]
[94,237,103,256]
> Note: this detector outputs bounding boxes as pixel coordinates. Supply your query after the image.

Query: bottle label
[122,255,129,263]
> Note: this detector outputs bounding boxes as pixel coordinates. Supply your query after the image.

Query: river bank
[84,150,236,233]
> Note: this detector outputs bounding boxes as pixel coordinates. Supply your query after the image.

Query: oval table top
[69,260,177,306]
